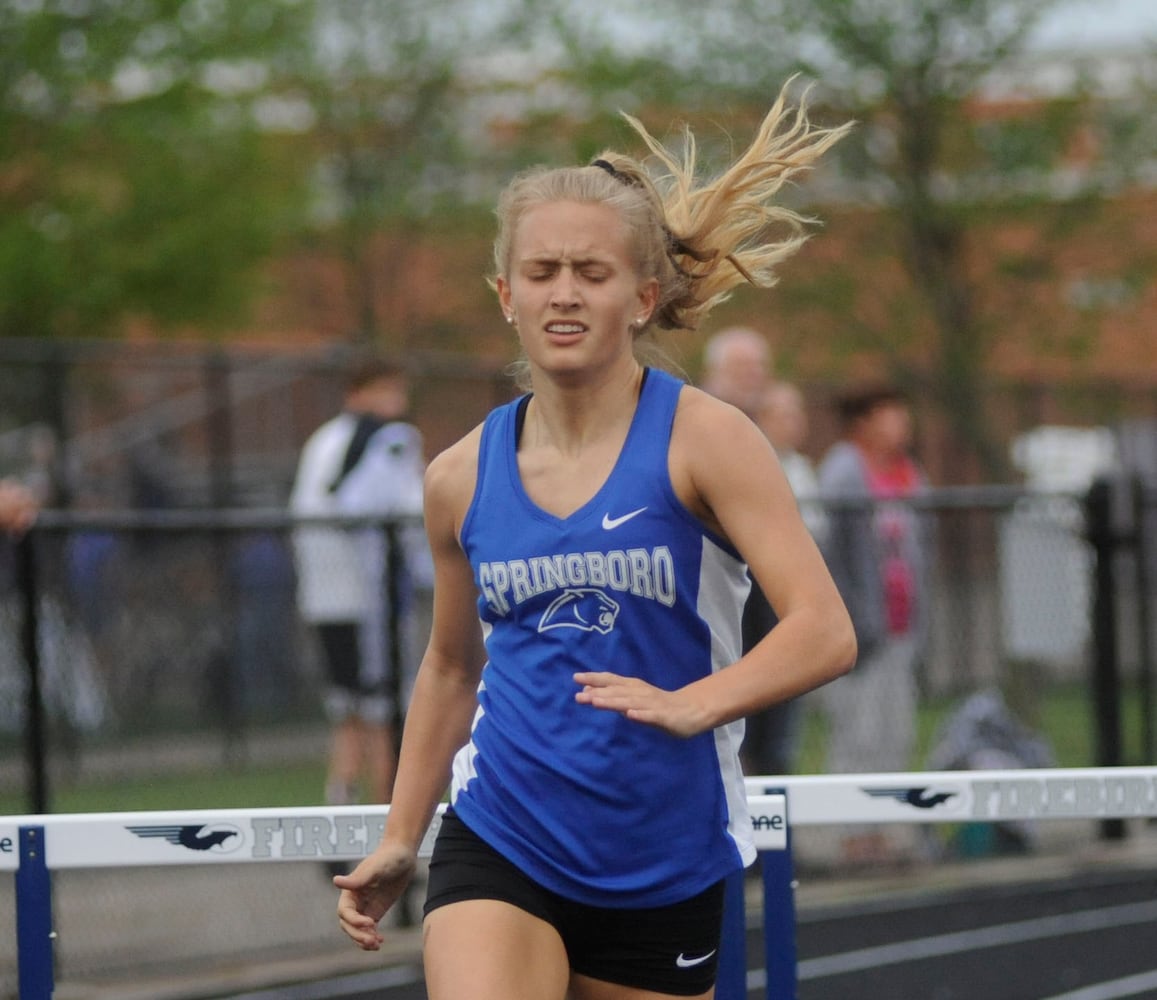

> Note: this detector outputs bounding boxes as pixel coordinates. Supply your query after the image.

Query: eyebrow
[520,254,613,268]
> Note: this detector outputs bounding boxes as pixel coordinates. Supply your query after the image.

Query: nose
[549,268,580,309]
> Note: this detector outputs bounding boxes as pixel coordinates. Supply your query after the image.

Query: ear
[636,277,659,324]
[496,276,512,318]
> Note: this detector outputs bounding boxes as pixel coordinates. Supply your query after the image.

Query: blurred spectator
[0,478,39,535]
[230,531,298,717]
[818,382,929,866]
[66,526,119,647]
[758,381,828,543]
[0,476,107,738]
[701,326,772,416]
[701,327,802,776]
[290,358,429,811]
[738,380,831,778]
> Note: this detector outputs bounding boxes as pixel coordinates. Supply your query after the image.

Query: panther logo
[538,588,620,635]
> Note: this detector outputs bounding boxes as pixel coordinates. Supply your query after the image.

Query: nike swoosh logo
[676,949,717,968]
[601,506,647,530]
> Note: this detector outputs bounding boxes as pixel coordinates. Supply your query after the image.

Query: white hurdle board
[0,795,788,871]
[746,766,1157,827]
[6,766,1157,872]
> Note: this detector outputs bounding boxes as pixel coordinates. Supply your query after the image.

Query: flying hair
[616,79,852,331]
[491,79,851,337]
[490,80,851,389]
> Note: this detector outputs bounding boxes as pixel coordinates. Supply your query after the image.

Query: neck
[525,361,644,455]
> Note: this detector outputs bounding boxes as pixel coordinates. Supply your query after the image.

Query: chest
[515,437,628,520]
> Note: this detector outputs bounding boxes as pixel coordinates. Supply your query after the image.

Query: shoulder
[368,420,423,458]
[673,381,747,427]
[424,423,485,537]
[314,412,352,440]
[669,384,782,530]
[671,384,767,454]
[300,414,350,458]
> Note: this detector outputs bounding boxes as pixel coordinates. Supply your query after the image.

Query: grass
[1,684,1147,817]
[0,758,328,816]
[789,682,1144,774]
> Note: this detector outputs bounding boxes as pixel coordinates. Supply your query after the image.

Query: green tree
[0,0,316,343]
[291,0,546,352]
[531,0,1155,479]
[772,0,1089,479]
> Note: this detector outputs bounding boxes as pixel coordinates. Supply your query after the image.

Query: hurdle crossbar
[6,768,1157,1000]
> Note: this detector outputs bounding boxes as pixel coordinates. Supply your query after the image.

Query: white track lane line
[792,898,1157,981]
[1041,970,1157,1000]
[225,963,424,999]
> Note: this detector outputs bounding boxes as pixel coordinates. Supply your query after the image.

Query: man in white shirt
[290,358,428,810]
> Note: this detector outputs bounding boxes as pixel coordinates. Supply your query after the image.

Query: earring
[505,314,515,325]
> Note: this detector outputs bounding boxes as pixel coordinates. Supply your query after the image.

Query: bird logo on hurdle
[862,786,958,810]
[127,823,243,853]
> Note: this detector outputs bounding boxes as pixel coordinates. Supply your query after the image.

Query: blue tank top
[452,368,755,907]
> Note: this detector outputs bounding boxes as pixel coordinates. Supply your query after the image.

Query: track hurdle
[6,768,1157,999]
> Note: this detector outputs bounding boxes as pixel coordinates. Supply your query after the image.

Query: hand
[573,671,707,738]
[0,480,38,536]
[334,842,418,950]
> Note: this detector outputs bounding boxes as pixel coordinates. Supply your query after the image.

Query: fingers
[572,671,617,687]
[574,672,655,713]
[333,847,419,951]
[573,671,633,702]
[337,890,384,951]
[573,672,701,737]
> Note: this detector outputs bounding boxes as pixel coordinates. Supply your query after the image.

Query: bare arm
[336,427,486,949]
[575,387,855,736]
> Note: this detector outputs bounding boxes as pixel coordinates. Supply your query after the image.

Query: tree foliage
[0,0,538,350]
[0,0,316,340]
[776,0,1076,478]
[532,0,1155,478]
[5,0,1153,481]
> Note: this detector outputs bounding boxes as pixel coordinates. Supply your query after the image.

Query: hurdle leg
[762,793,797,999]
[16,825,55,1000]
[717,869,748,1000]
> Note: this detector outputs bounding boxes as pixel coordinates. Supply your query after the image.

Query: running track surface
[216,863,1157,1000]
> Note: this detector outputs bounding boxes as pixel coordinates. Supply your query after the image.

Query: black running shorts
[425,809,724,996]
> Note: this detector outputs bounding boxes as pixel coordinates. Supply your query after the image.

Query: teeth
[548,324,584,333]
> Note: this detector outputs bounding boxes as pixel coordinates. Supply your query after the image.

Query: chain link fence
[0,487,1151,803]
[0,512,432,801]
[0,338,515,517]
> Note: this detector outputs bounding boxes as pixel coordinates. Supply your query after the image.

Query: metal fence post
[1133,477,1154,765]
[384,519,405,746]
[1086,476,1126,839]
[16,531,49,815]
[16,825,54,1000]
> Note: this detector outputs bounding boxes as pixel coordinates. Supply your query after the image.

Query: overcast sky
[1032,0,1157,52]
